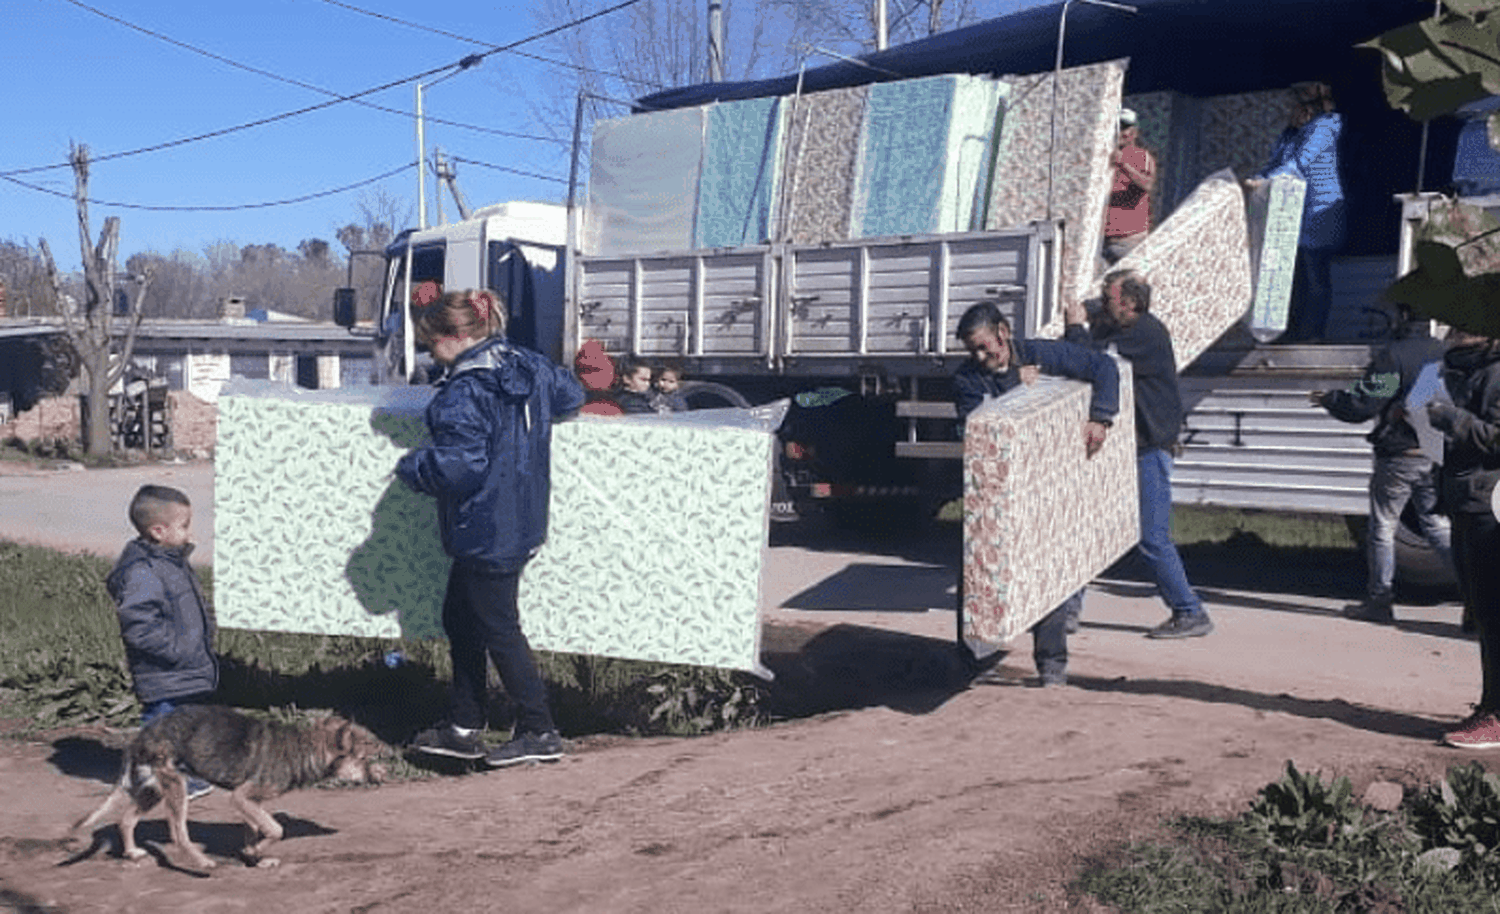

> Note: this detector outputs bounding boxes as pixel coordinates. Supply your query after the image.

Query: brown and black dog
[72,704,387,869]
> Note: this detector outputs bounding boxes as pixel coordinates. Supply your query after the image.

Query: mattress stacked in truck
[781,85,870,245]
[696,96,788,249]
[961,360,1138,653]
[1111,169,1254,367]
[585,62,1126,259]
[584,105,707,257]
[985,59,1127,334]
[1119,88,1289,232]
[850,74,1007,238]
[214,382,773,672]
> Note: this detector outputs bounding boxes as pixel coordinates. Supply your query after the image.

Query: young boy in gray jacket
[106,484,218,795]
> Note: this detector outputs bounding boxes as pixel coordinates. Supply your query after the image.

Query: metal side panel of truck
[570,223,1060,380]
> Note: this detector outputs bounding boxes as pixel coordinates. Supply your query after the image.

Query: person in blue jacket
[954,301,1117,686]
[1251,81,1347,343]
[398,288,586,768]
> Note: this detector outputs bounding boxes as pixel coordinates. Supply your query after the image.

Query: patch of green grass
[1075,762,1500,913]
[0,540,772,751]
[937,499,1357,550]
[1171,505,1358,550]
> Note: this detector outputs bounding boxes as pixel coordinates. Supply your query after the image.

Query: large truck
[335,0,1458,588]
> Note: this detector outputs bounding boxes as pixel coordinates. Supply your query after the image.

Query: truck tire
[1394,513,1458,595]
[1345,510,1457,597]
[678,380,752,410]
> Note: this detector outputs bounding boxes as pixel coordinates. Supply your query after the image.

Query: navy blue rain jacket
[953,337,1120,426]
[105,539,218,704]
[397,337,586,573]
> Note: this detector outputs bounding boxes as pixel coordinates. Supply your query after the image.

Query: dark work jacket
[106,538,218,704]
[1320,333,1445,457]
[397,337,586,573]
[1439,342,1500,515]
[953,337,1120,427]
[1064,310,1182,452]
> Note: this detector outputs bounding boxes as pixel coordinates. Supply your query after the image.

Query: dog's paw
[181,846,218,870]
[123,846,148,861]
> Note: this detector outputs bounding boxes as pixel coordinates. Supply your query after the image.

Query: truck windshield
[381,243,446,334]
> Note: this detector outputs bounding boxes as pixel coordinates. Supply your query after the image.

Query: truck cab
[339,201,569,383]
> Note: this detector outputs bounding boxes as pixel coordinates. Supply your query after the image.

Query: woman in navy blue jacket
[397,289,585,768]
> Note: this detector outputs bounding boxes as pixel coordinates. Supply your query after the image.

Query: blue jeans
[1033,590,1082,679]
[140,692,214,727]
[443,562,555,735]
[1367,453,1452,600]
[1137,449,1203,618]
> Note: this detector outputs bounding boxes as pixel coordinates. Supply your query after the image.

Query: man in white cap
[1103,107,1156,265]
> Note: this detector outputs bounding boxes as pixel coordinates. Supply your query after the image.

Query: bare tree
[0,239,56,318]
[38,144,153,456]
[337,188,412,322]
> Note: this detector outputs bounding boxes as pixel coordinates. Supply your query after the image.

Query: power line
[315,0,667,91]
[3,0,644,177]
[0,163,416,211]
[53,0,566,146]
[448,156,567,184]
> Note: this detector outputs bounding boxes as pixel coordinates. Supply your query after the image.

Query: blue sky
[5,0,1049,273]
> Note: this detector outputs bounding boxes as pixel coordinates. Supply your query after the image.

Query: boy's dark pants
[443,562,556,736]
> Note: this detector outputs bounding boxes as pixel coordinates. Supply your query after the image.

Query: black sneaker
[1343,597,1394,625]
[411,724,485,760]
[186,777,214,800]
[485,730,564,768]
[1146,613,1214,639]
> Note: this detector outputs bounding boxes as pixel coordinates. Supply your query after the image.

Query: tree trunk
[83,350,111,455]
[37,144,151,458]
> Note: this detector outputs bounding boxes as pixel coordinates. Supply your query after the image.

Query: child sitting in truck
[650,363,690,413]
[615,357,656,414]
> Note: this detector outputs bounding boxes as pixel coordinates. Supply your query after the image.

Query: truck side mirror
[333,287,356,328]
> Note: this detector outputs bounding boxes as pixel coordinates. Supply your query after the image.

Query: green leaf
[1443,0,1500,20]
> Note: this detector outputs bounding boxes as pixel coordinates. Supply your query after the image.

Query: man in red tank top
[1103,108,1156,265]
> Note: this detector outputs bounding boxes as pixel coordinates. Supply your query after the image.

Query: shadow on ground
[760,622,981,717]
[48,737,121,786]
[1067,674,1450,743]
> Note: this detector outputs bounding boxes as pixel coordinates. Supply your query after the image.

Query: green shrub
[1410,761,1500,888]
[1077,761,1500,912]
[1244,760,1370,850]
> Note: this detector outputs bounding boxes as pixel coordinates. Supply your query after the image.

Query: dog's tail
[70,761,159,836]
[71,785,131,837]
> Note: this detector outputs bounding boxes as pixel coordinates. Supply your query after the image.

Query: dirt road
[0,460,1488,912]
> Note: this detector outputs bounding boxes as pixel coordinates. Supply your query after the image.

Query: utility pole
[434,149,472,221]
[415,83,428,230]
[708,0,724,81]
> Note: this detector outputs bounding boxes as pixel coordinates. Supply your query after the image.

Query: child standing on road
[106,484,218,797]
[398,289,586,768]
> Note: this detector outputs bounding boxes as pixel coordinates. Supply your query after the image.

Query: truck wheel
[1345,511,1458,598]
[1394,514,1458,596]
[678,380,751,410]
